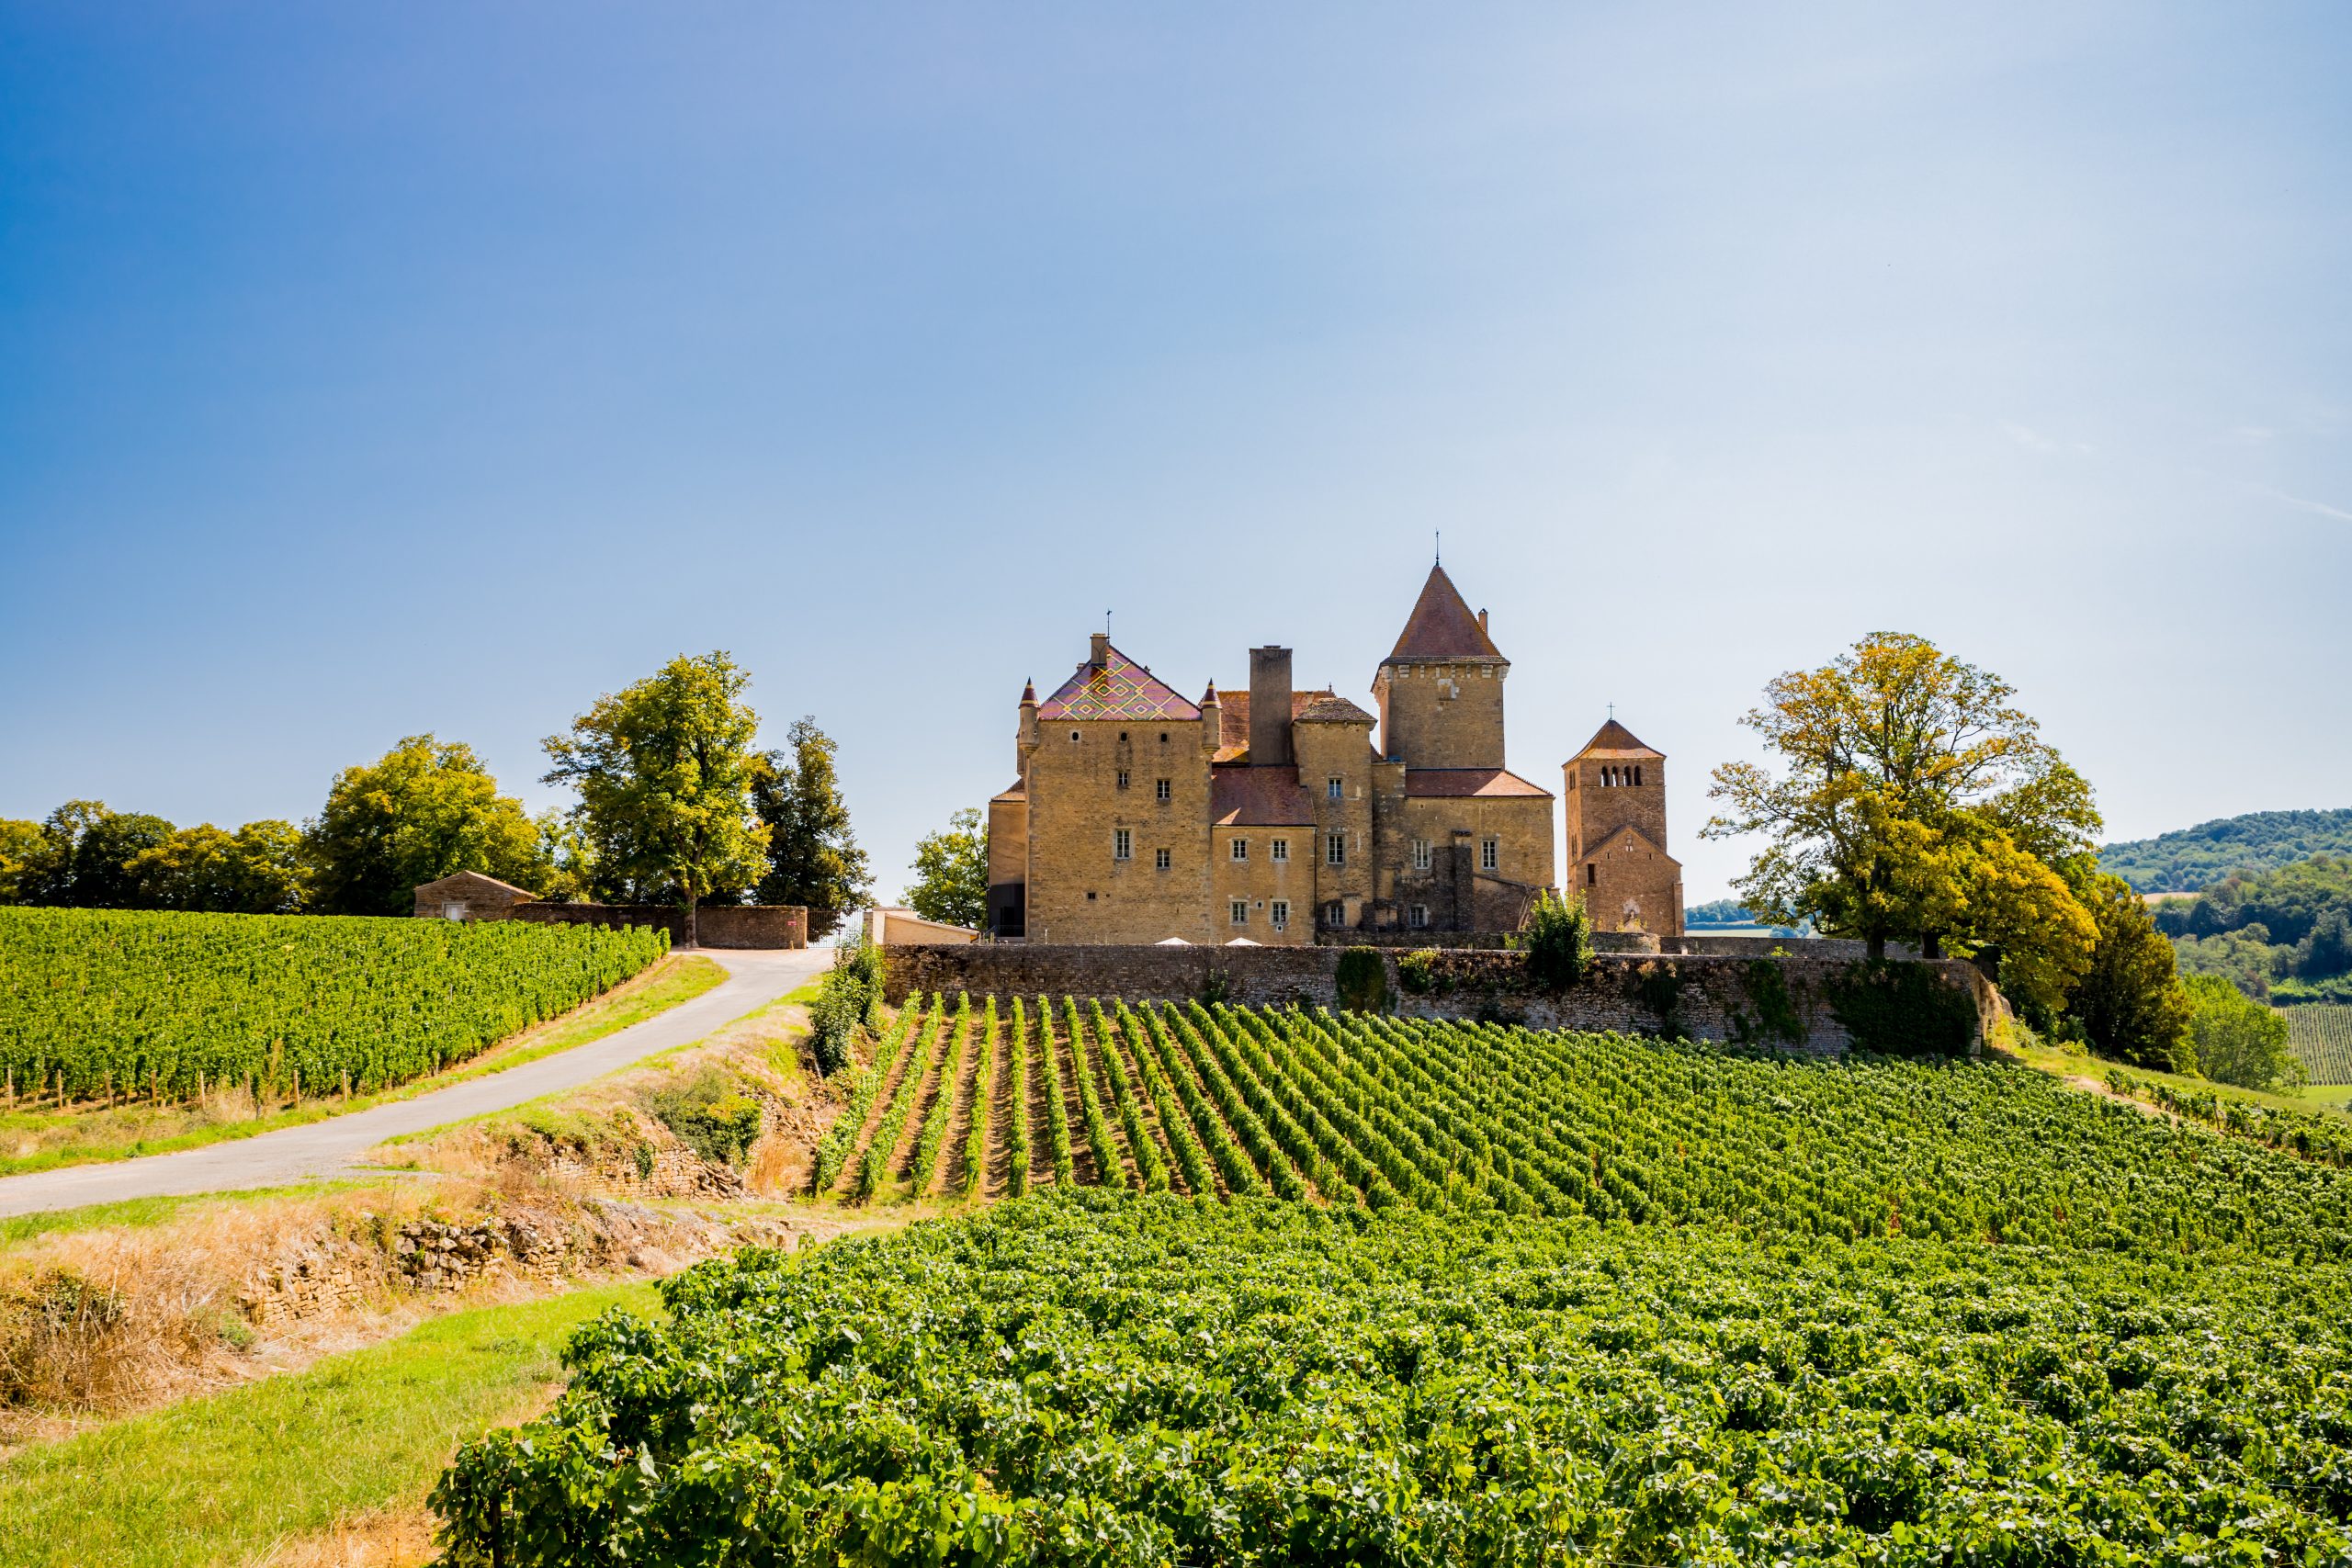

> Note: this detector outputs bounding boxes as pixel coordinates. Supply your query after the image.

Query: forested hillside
[2101,808,2352,893]
[2163,854,2352,1007]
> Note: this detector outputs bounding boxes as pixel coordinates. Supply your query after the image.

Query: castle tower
[1564,718,1683,935]
[1370,564,1507,769]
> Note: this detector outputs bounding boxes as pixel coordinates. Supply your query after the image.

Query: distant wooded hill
[2098,809,2352,894]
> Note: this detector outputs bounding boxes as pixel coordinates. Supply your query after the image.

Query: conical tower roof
[1574,718,1661,758]
[1386,564,1501,660]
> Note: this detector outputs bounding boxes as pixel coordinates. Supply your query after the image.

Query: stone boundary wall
[512,902,807,949]
[883,944,1995,1055]
[1317,930,1920,960]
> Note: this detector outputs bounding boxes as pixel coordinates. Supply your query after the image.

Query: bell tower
[1564,717,1682,934]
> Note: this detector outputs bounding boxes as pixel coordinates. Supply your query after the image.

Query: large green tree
[307,737,548,915]
[904,807,988,929]
[15,801,177,908]
[1704,632,2102,1006]
[752,717,870,940]
[543,652,769,944]
[2069,876,2196,1072]
[0,818,46,904]
[2181,974,2301,1090]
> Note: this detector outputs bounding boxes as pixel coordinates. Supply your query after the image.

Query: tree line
[0,651,872,940]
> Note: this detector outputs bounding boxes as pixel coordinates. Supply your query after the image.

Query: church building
[986,564,1558,944]
[1564,719,1685,936]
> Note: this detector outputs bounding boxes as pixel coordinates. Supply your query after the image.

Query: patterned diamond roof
[1035,645,1202,722]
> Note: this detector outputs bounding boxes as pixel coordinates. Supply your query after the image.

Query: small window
[1587,863,1597,886]
[1411,838,1431,872]
[1070,729,1081,742]
[1481,838,1498,873]
[1324,900,1345,926]
[1271,838,1288,862]
[1327,776,1343,800]
[1159,731,1168,743]
[1327,832,1346,866]
[1231,839,1248,862]
[1230,900,1248,925]
[1155,778,1171,801]
[1271,899,1289,931]
[1119,731,1128,741]
[1408,903,1429,929]
[1155,848,1171,870]
[1116,770,1130,791]
[1634,765,1644,786]
[1114,829,1132,861]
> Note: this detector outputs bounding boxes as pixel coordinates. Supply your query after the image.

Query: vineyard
[808,993,2352,1259]
[2289,1004,2352,1085]
[0,907,668,1104]
[442,1192,2352,1565]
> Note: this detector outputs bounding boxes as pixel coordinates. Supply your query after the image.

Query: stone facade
[881,942,1996,1057]
[987,565,1556,944]
[413,869,538,921]
[1564,719,1685,935]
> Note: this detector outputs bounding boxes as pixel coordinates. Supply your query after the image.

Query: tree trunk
[1921,931,1944,959]
[685,897,698,949]
[1867,933,1887,961]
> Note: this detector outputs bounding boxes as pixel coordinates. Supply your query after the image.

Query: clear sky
[3,3,2347,906]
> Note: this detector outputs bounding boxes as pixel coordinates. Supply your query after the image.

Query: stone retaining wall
[512,901,807,949]
[883,943,1996,1056]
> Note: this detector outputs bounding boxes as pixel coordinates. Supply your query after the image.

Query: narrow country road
[0,946,831,1220]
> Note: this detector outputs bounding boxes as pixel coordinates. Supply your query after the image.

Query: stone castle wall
[883,943,1995,1056]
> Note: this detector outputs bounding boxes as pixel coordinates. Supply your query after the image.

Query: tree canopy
[1703,632,2101,996]
[542,651,769,942]
[904,807,989,930]
[308,736,548,916]
[752,717,870,940]
[2182,974,2301,1091]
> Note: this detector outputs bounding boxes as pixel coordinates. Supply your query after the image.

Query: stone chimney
[1089,631,1110,668]
[1478,608,1489,637]
[1249,645,1294,768]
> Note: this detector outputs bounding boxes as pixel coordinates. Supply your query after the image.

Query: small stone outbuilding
[413,870,537,921]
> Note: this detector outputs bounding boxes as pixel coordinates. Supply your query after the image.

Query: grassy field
[2003,1031,2352,1118]
[0,1280,659,1568]
[0,953,726,1176]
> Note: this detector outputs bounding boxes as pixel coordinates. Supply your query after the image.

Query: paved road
[0,946,831,1220]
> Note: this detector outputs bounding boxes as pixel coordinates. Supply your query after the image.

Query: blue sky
[3,2,2347,905]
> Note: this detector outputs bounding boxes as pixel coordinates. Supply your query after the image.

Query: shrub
[1512,890,1594,991]
[641,1066,764,1166]
[1827,963,1978,1058]
[1396,949,1442,996]
[1334,947,1388,1013]
[2185,975,2303,1090]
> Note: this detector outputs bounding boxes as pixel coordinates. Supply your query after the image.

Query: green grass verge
[2007,1037,2352,1121]
[0,1280,659,1568]
[0,955,729,1178]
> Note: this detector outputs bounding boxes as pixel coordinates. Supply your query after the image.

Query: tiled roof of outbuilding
[1402,768,1553,799]
[1387,564,1502,660]
[1210,766,1317,826]
[1036,645,1201,722]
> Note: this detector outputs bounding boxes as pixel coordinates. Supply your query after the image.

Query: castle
[985,564,1682,944]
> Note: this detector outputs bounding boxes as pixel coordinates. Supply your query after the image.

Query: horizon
[5,4,2348,906]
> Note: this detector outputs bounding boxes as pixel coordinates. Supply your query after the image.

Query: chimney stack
[1089,632,1110,668]
[1248,646,1294,768]
[1478,608,1489,636]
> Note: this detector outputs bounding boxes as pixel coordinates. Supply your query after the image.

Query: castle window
[1271,899,1289,931]
[1327,833,1346,866]
[1070,730,1081,742]
[1323,900,1344,926]
[1411,838,1431,871]
[1634,765,1644,786]
[1155,848,1171,870]
[1116,770,1130,791]
[1231,838,1248,861]
[1587,863,1597,886]
[1408,903,1429,929]
[1156,778,1171,801]
[1481,838,1498,873]
[1328,776,1342,800]
[1271,837,1288,862]
[1119,731,1127,741]
[1230,900,1248,925]
[1114,829,1132,861]
[1159,732,1168,743]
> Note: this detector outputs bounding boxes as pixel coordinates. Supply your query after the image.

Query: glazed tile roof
[1036,645,1202,722]
[1210,765,1317,826]
[1573,718,1661,758]
[1402,767,1553,799]
[1387,564,1502,661]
